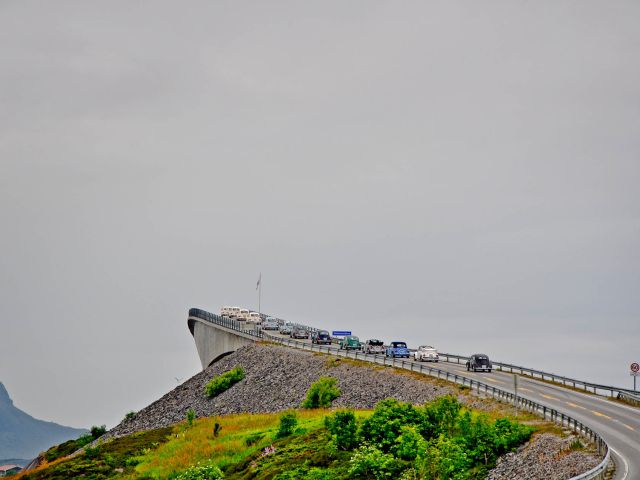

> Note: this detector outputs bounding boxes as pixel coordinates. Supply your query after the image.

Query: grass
[131,409,372,479]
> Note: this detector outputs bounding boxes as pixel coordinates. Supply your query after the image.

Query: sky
[0,0,638,429]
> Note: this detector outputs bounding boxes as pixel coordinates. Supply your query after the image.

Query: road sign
[631,362,640,373]
[332,331,352,336]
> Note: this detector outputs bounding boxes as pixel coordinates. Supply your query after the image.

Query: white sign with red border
[631,362,640,375]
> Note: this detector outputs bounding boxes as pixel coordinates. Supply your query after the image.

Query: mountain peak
[0,382,13,406]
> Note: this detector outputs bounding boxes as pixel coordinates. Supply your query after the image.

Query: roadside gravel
[487,433,601,480]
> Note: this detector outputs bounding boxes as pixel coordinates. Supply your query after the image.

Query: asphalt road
[265,330,638,479]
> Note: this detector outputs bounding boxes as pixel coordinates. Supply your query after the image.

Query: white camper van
[238,308,250,321]
[248,311,262,324]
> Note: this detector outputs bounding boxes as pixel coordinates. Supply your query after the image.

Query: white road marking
[611,447,629,480]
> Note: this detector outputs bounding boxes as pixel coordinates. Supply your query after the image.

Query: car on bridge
[362,339,385,355]
[311,330,332,345]
[386,341,410,358]
[339,335,362,350]
[414,345,439,362]
[279,324,292,335]
[466,354,492,372]
[291,326,309,339]
[262,318,279,330]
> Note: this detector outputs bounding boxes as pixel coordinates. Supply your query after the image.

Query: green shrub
[348,444,401,479]
[423,395,461,438]
[301,377,341,408]
[360,399,424,453]
[84,445,100,459]
[205,366,246,398]
[393,426,425,461]
[419,435,471,480]
[276,411,298,439]
[90,425,107,439]
[175,460,224,480]
[325,410,359,450]
[186,408,196,426]
[123,411,136,422]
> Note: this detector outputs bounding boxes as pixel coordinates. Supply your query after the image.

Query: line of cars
[220,306,492,372]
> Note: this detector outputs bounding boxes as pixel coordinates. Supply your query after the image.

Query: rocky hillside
[0,382,86,460]
[100,344,601,479]
[109,343,455,437]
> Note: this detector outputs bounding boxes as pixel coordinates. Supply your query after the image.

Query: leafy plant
[302,377,341,408]
[276,411,298,439]
[360,399,424,452]
[123,411,137,422]
[186,408,196,426]
[90,424,107,439]
[393,426,425,461]
[348,444,400,479]
[204,367,246,398]
[325,410,359,450]
[175,460,224,480]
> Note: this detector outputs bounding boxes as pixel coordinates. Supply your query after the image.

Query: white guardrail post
[189,308,611,480]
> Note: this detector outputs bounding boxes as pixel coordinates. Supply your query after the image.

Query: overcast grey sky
[1,1,638,429]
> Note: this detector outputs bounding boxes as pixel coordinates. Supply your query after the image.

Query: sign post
[514,374,518,417]
[631,362,640,391]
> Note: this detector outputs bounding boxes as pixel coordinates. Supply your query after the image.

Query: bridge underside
[189,317,256,369]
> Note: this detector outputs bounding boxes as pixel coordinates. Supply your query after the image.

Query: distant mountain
[0,382,87,460]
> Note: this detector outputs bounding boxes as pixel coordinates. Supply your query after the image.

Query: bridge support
[189,315,257,369]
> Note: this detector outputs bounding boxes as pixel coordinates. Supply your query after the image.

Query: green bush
[360,399,424,453]
[393,426,425,461]
[123,411,136,422]
[423,395,461,438]
[204,367,246,398]
[186,408,196,427]
[276,411,298,439]
[419,435,471,480]
[348,444,401,479]
[175,460,224,480]
[90,425,107,439]
[301,377,341,408]
[325,410,359,450]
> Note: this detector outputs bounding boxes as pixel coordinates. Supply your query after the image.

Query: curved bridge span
[188,307,638,480]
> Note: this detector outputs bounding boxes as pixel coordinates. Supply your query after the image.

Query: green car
[339,335,362,350]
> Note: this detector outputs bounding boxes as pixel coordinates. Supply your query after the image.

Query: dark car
[386,341,410,358]
[311,330,332,345]
[466,354,492,372]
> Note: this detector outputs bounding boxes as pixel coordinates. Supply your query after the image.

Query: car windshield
[476,357,490,365]
[347,336,359,341]
[318,332,329,337]
[370,340,383,346]
[392,342,407,348]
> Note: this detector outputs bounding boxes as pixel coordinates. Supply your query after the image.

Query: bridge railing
[438,352,638,398]
[189,308,610,480]
[195,308,638,399]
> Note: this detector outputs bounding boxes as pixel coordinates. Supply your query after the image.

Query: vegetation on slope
[16,396,535,480]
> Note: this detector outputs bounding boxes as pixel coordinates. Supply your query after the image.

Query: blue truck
[386,341,410,358]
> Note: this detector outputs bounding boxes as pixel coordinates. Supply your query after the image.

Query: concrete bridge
[188,307,639,480]
[188,308,260,368]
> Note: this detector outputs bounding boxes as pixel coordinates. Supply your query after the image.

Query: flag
[256,273,261,290]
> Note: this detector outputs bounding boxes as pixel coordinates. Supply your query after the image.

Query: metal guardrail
[438,352,639,398]
[188,308,611,480]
